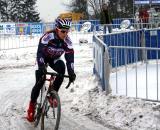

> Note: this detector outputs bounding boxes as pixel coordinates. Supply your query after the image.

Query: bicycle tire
[34,103,42,127]
[41,90,61,130]
[34,84,46,127]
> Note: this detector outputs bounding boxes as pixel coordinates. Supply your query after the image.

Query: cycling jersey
[37,30,74,75]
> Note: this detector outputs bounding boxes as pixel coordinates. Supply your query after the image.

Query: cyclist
[26,18,76,122]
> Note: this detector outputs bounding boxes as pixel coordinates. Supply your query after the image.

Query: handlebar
[46,72,70,78]
[46,72,72,89]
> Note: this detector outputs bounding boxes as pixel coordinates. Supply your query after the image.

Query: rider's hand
[69,73,76,82]
[39,65,47,75]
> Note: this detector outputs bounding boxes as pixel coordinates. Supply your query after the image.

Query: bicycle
[33,71,71,130]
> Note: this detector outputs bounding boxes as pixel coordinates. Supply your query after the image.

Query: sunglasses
[57,28,69,34]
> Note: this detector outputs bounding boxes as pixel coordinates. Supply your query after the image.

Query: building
[58,12,83,22]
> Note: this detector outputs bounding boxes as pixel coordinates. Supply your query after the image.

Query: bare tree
[65,0,133,20]
[109,0,133,18]
[87,0,109,19]
[64,0,89,19]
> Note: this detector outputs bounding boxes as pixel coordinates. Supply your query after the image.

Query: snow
[110,62,160,100]
[0,34,160,130]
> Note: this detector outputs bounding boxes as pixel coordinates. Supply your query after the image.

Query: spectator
[100,3,112,33]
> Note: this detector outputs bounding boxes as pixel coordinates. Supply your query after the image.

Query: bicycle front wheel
[41,91,61,130]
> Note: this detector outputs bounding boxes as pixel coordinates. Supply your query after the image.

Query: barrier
[144,29,160,59]
[103,30,142,67]
[93,26,160,97]
[100,28,160,68]
[0,22,44,35]
[93,35,111,93]
[112,18,135,25]
[94,29,160,101]
[0,22,93,50]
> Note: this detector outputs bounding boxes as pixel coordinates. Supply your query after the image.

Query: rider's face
[57,28,69,40]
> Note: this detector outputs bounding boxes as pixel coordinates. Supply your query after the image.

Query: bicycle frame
[34,71,71,128]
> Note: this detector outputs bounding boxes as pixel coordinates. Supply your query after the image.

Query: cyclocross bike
[33,71,71,130]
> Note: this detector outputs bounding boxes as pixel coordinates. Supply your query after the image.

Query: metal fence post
[141,29,147,62]
[104,45,111,95]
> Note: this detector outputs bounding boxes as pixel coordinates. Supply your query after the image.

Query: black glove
[39,65,47,75]
[69,73,76,82]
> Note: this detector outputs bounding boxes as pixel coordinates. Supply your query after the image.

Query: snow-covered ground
[111,62,160,100]
[1,35,160,130]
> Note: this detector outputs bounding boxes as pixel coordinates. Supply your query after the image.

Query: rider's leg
[49,60,65,92]
[27,69,45,122]
[30,69,46,103]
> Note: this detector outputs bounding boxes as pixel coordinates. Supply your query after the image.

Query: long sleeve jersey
[37,30,74,75]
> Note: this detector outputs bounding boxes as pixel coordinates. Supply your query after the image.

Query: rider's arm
[64,36,75,75]
[37,32,54,68]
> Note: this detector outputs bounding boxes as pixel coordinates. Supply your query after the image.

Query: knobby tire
[41,90,61,130]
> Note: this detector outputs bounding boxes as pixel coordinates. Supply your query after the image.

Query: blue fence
[93,28,160,92]
[112,18,135,25]
[112,18,135,29]
[0,22,44,35]
[145,29,160,59]
[104,30,142,67]
[102,29,160,67]
[0,20,100,35]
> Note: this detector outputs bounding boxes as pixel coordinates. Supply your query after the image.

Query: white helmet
[55,18,72,29]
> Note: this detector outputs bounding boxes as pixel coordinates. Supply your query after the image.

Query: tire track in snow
[0,67,109,130]
[0,88,99,130]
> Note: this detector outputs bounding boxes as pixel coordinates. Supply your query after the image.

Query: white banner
[0,23,16,34]
[134,0,150,4]
[151,0,160,3]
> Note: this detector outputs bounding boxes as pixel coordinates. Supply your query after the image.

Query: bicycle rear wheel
[41,91,61,130]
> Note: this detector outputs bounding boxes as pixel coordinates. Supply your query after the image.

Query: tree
[0,0,9,22]
[9,0,25,22]
[0,0,5,21]
[87,0,108,19]
[65,0,89,19]
[0,0,40,22]
[109,0,133,18]
[87,0,133,19]
[23,0,40,22]
[66,0,134,20]
[66,0,110,19]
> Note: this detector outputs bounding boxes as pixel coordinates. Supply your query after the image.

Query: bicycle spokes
[40,91,61,130]
[44,102,50,118]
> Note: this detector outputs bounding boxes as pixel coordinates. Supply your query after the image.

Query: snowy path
[0,43,111,130]
[1,41,160,130]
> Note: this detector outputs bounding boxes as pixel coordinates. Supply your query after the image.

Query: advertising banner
[134,0,150,4]
[16,23,29,35]
[0,23,16,34]
[5,24,16,34]
[0,24,5,34]
[151,0,160,4]
[134,0,160,4]
[30,23,43,34]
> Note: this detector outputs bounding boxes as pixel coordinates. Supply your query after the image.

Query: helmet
[55,18,72,29]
